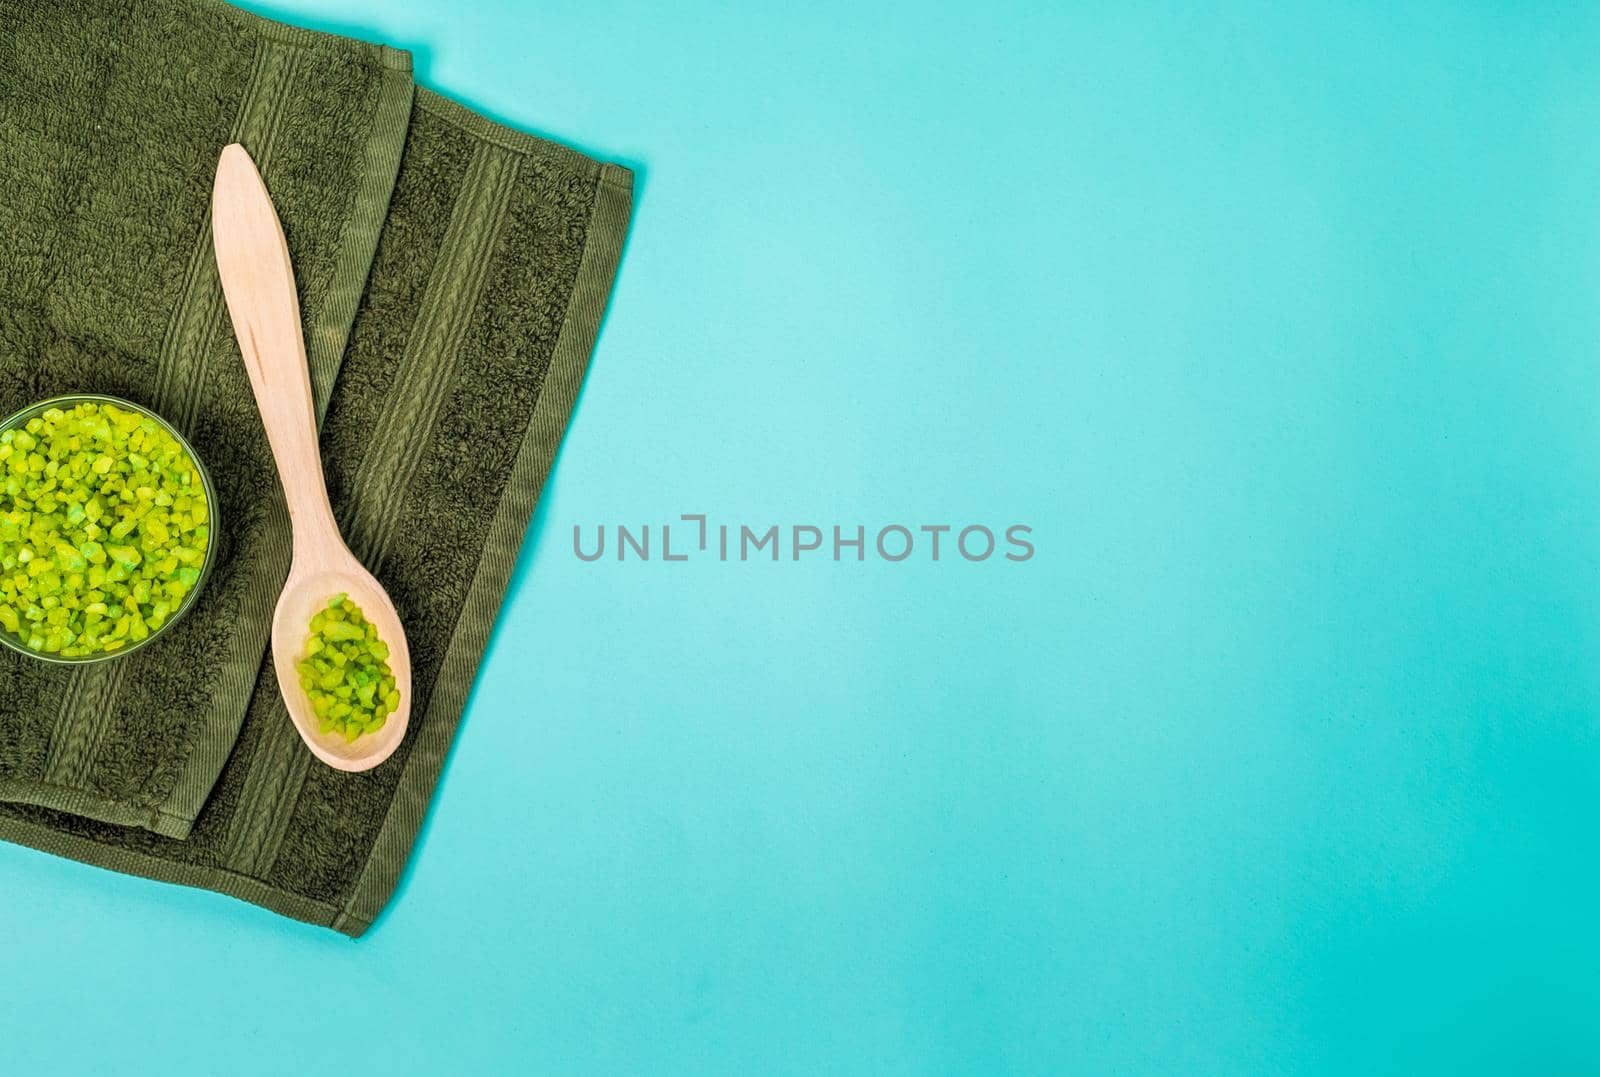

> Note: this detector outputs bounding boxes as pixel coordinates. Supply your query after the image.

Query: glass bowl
[0,393,221,664]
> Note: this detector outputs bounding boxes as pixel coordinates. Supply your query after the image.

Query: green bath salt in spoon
[298,593,401,743]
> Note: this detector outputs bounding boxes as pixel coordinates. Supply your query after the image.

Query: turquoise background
[3,1,1598,1072]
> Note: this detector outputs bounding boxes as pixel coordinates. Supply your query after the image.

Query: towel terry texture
[0,0,631,935]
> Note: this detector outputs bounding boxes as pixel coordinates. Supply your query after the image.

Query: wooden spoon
[211,143,411,773]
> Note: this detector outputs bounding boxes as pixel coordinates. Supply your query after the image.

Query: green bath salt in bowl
[0,394,218,662]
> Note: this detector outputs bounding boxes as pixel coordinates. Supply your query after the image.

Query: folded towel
[0,0,631,935]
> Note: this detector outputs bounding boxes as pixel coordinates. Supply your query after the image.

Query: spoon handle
[211,143,341,558]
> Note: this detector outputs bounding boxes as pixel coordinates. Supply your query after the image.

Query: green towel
[0,0,631,935]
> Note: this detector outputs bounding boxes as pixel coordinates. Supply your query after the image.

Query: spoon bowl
[213,142,411,772]
[271,556,411,772]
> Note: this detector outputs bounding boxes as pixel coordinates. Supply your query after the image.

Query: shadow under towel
[0,0,631,935]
